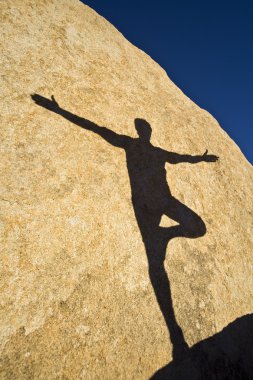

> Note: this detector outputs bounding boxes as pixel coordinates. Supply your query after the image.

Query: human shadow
[31,94,218,362]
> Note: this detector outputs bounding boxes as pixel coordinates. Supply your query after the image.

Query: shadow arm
[166,149,219,164]
[31,94,129,148]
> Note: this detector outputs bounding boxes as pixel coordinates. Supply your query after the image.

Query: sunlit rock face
[1,1,252,379]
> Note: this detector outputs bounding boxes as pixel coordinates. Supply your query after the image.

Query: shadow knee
[195,219,206,237]
[186,218,206,238]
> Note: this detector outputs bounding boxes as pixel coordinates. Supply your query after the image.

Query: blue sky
[82,1,252,164]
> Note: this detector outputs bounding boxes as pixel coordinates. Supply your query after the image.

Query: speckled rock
[0,1,252,379]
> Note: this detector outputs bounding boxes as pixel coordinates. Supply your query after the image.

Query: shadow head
[135,118,152,142]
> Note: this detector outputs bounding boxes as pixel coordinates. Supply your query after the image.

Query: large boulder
[1,1,252,378]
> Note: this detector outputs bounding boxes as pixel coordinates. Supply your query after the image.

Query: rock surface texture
[1,1,253,379]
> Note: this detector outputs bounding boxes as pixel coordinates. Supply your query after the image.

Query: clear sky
[82,0,252,164]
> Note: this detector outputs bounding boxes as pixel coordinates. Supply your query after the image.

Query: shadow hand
[31,94,60,112]
[202,149,219,162]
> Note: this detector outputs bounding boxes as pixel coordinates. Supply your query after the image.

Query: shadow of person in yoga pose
[31,94,218,361]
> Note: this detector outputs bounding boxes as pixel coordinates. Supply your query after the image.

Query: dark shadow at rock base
[151,314,253,380]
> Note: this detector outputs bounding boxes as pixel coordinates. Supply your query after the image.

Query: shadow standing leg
[133,203,189,360]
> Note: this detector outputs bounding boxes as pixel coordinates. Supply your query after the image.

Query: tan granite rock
[0,1,252,379]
